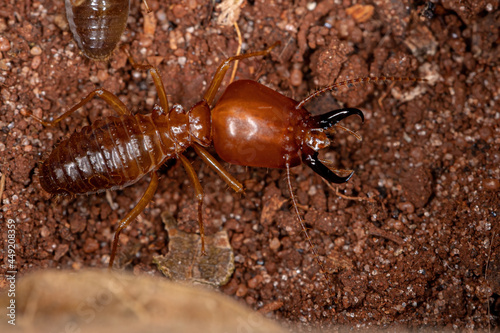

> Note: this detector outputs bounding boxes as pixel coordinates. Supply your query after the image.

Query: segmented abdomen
[65,0,130,60]
[39,114,172,195]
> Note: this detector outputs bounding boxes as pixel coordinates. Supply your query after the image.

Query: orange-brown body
[40,80,362,196]
[33,43,390,269]
[40,101,211,195]
[212,80,308,169]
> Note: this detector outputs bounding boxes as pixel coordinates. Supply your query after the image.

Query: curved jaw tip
[303,151,354,184]
[311,107,364,129]
[302,108,363,184]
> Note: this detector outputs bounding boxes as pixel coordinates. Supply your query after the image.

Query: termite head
[301,108,364,183]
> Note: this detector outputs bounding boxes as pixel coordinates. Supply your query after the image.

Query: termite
[30,42,421,271]
[65,0,151,60]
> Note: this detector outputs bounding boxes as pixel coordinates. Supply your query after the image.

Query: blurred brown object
[0,270,287,333]
[153,212,235,286]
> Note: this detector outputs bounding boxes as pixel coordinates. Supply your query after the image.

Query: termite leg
[179,154,206,255]
[122,47,169,112]
[29,89,131,127]
[192,144,244,193]
[203,41,281,105]
[122,47,175,146]
[109,171,159,268]
[142,0,152,13]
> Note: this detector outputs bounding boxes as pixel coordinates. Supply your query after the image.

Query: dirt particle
[30,45,42,56]
[397,202,415,214]
[40,225,50,237]
[478,126,493,141]
[9,156,32,184]
[54,243,69,261]
[386,218,405,231]
[0,59,10,70]
[306,2,316,11]
[0,36,11,51]
[401,167,432,209]
[70,215,87,233]
[482,178,499,191]
[236,284,248,297]
[83,238,99,253]
[172,4,187,19]
[31,55,41,69]
[0,18,7,33]
[346,4,374,23]
[290,65,303,87]
[53,13,68,31]
[247,275,263,289]
[258,301,284,314]
[97,69,109,82]
[269,237,281,251]
[221,278,238,295]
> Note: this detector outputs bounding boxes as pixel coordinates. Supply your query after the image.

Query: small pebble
[30,45,42,56]
[290,66,303,87]
[83,238,99,253]
[178,56,187,67]
[17,119,28,130]
[72,262,83,270]
[54,243,70,261]
[0,59,10,70]
[40,226,51,237]
[479,126,493,141]
[236,284,248,297]
[97,69,109,82]
[307,2,317,11]
[269,237,281,251]
[53,13,68,31]
[0,18,7,33]
[483,178,499,191]
[0,36,10,51]
[247,275,263,289]
[172,4,187,18]
[387,218,405,231]
[31,55,41,69]
[397,202,415,214]
[245,296,256,306]
[258,301,284,314]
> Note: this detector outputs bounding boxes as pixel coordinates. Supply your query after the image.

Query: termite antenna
[297,76,426,109]
[285,163,335,302]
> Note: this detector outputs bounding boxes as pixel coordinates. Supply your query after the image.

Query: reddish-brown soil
[1,0,499,330]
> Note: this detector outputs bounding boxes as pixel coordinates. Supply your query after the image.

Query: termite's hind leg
[179,154,207,255]
[109,172,159,269]
[28,89,131,127]
[122,46,169,113]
